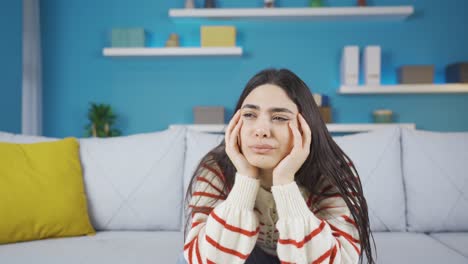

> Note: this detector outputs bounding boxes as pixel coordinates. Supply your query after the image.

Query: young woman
[180,69,375,264]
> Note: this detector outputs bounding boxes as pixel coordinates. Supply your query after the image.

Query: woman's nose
[255,127,270,138]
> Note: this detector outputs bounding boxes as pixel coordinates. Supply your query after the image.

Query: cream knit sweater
[183,163,361,264]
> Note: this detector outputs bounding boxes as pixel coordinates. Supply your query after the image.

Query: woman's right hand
[225,110,259,179]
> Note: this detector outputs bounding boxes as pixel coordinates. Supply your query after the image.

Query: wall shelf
[102,47,243,57]
[338,84,468,94]
[170,123,416,133]
[169,6,414,20]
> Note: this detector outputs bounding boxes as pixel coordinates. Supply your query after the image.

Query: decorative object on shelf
[201,26,236,47]
[165,33,180,47]
[341,46,359,86]
[319,107,332,123]
[204,0,216,8]
[194,106,225,124]
[357,0,367,7]
[398,65,434,84]
[185,0,195,9]
[85,103,121,138]
[364,46,381,85]
[264,0,275,8]
[313,93,332,123]
[309,0,324,7]
[373,109,393,123]
[111,28,145,47]
[446,62,468,83]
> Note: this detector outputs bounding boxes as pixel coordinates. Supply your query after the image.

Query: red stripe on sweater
[201,164,226,184]
[191,221,203,228]
[278,221,326,248]
[333,232,361,255]
[195,237,202,264]
[329,223,360,244]
[207,259,216,264]
[312,247,333,264]
[196,176,226,196]
[189,205,214,211]
[193,191,226,200]
[254,208,263,215]
[330,244,338,264]
[342,215,358,228]
[306,193,314,207]
[210,211,259,237]
[205,235,249,260]
[188,236,195,264]
[320,184,334,194]
[184,237,196,251]
[311,193,343,206]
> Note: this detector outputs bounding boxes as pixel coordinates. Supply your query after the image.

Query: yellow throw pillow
[0,138,95,244]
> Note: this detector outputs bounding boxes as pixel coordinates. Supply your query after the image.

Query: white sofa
[0,126,467,264]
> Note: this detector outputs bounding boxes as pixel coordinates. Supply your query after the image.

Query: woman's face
[239,84,299,170]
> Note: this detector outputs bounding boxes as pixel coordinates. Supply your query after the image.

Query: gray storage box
[398,65,434,84]
[194,106,225,124]
[445,63,468,83]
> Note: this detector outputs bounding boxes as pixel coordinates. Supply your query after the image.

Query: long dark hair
[184,68,376,263]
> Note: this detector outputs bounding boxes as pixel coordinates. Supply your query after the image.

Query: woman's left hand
[272,113,312,186]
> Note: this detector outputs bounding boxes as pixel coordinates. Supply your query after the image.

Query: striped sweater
[184,163,361,264]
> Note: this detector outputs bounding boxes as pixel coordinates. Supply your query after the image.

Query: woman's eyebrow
[241,104,294,114]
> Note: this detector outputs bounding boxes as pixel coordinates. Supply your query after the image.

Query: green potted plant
[85,103,121,137]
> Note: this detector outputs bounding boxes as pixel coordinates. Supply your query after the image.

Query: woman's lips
[250,144,275,154]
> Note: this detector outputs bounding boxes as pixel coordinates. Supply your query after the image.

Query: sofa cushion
[0,231,184,264]
[333,127,406,232]
[364,232,468,264]
[0,138,95,244]
[181,130,224,231]
[430,232,468,258]
[183,130,224,197]
[402,128,468,232]
[79,127,186,231]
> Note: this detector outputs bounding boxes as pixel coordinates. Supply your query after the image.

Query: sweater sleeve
[271,180,361,264]
[183,165,260,264]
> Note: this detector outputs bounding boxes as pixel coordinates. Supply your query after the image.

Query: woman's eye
[273,116,289,122]
[242,113,255,119]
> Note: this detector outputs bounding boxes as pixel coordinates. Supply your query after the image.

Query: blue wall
[0,1,22,133]
[40,0,468,137]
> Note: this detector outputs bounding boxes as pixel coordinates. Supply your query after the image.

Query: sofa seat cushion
[364,232,468,263]
[0,231,184,264]
[430,232,468,258]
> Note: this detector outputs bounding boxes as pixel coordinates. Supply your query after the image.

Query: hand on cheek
[225,110,259,179]
[272,113,312,186]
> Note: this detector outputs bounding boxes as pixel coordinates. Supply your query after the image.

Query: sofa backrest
[401,128,468,232]
[333,127,406,232]
[0,127,186,232]
[78,127,186,231]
